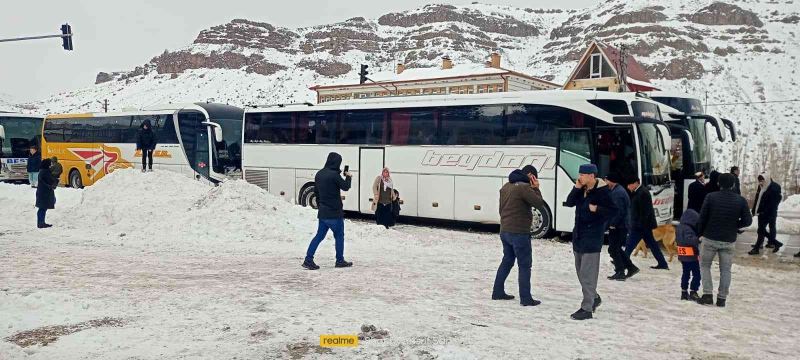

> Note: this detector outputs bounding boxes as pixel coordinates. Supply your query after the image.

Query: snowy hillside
[2,170,799,359]
[12,0,800,187]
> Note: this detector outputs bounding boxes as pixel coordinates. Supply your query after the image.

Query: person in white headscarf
[372,167,398,228]
[749,171,783,255]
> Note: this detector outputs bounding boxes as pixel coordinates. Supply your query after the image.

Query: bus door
[555,129,593,232]
[668,124,694,219]
[359,147,384,213]
[594,126,637,178]
[177,110,211,181]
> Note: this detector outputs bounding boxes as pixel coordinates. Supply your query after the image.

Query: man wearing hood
[492,165,544,307]
[136,119,158,172]
[564,164,617,320]
[303,152,353,270]
[749,172,783,255]
[697,173,752,307]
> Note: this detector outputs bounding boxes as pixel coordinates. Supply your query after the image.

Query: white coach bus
[0,112,44,182]
[241,90,674,238]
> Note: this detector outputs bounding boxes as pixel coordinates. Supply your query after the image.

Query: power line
[706,99,800,106]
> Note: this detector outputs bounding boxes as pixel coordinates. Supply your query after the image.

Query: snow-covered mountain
[14,0,800,186]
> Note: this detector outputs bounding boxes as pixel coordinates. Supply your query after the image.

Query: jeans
[680,260,701,291]
[305,218,345,263]
[28,171,39,187]
[574,251,600,312]
[608,227,633,273]
[700,238,734,299]
[141,149,154,170]
[492,232,533,304]
[37,208,47,225]
[625,226,668,267]
[754,215,778,248]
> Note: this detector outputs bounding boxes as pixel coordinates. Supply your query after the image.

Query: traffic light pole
[0,33,71,43]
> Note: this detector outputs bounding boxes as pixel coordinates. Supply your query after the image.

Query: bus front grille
[244,168,269,191]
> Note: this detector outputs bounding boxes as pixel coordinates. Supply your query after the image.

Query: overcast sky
[0,0,595,102]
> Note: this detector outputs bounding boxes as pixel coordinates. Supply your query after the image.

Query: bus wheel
[69,170,83,189]
[299,184,318,209]
[531,204,553,239]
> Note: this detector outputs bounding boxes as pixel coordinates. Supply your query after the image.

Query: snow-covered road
[1,171,798,359]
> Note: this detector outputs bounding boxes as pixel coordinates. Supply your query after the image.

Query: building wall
[563,77,622,92]
[316,76,515,103]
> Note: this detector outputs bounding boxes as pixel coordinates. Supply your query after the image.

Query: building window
[590,53,602,78]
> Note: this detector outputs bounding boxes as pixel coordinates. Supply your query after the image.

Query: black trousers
[754,214,778,248]
[375,203,396,228]
[608,227,633,273]
[141,149,153,170]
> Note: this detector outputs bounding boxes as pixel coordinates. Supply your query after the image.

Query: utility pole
[96,99,108,112]
[0,24,74,50]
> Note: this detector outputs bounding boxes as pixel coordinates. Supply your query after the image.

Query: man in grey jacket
[696,173,752,307]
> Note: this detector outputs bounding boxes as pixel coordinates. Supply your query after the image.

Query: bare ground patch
[5,317,126,348]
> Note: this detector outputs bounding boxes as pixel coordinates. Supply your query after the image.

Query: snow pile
[59,169,394,249]
[778,194,800,213]
[0,183,82,231]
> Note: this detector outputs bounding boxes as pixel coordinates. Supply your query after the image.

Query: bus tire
[530,203,553,239]
[69,169,83,189]
[298,183,318,209]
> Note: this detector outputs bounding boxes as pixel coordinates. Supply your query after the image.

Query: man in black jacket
[136,119,158,172]
[564,164,617,320]
[686,172,706,213]
[303,152,353,270]
[749,172,783,254]
[625,177,669,270]
[730,166,741,195]
[604,172,636,281]
[697,173,752,307]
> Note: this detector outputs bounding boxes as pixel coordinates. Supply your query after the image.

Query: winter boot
[570,309,593,320]
[607,272,626,281]
[765,242,775,249]
[335,260,353,268]
[492,293,515,300]
[650,264,669,270]
[681,291,689,300]
[716,297,727,307]
[794,251,800,258]
[625,265,640,279]
[301,259,319,270]
[772,241,783,253]
[697,294,714,305]
[592,295,602,312]
[689,291,701,301]
[748,247,760,255]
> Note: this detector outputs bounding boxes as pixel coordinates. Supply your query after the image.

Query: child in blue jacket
[676,208,701,301]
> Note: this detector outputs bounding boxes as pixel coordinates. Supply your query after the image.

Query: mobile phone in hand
[343,165,349,173]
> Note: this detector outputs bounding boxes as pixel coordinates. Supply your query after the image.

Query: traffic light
[61,24,73,51]
[359,64,369,84]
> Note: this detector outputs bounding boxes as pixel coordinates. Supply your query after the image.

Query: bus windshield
[637,123,670,187]
[211,118,243,178]
[651,97,704,115]
[0,116,42,158]
[687,117,709,164]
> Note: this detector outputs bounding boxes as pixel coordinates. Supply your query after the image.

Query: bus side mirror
[0,124,5,140]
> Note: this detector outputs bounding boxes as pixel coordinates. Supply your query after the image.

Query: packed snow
[1,170,798,359]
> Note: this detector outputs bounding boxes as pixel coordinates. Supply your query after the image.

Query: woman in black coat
[35,159,58,228]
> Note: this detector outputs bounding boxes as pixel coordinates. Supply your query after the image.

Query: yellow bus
[41,103,243,187]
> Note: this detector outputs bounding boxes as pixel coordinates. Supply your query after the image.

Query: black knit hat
[605,172,625,185]
[521,165,538,178]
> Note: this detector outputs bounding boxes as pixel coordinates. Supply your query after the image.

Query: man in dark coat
[27,145,41,188]
[697,173,752,307]
[705,170,721,194]
[604,172,636,281]
[749,172,783,254]
[493,167,545,307]
[730,166,741,195]
[136,119,158,172]
[35,159,58,228]
[303,152,353,270]
[564,164,617,320]
[686,172,706,213]
[625,177,669,270]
